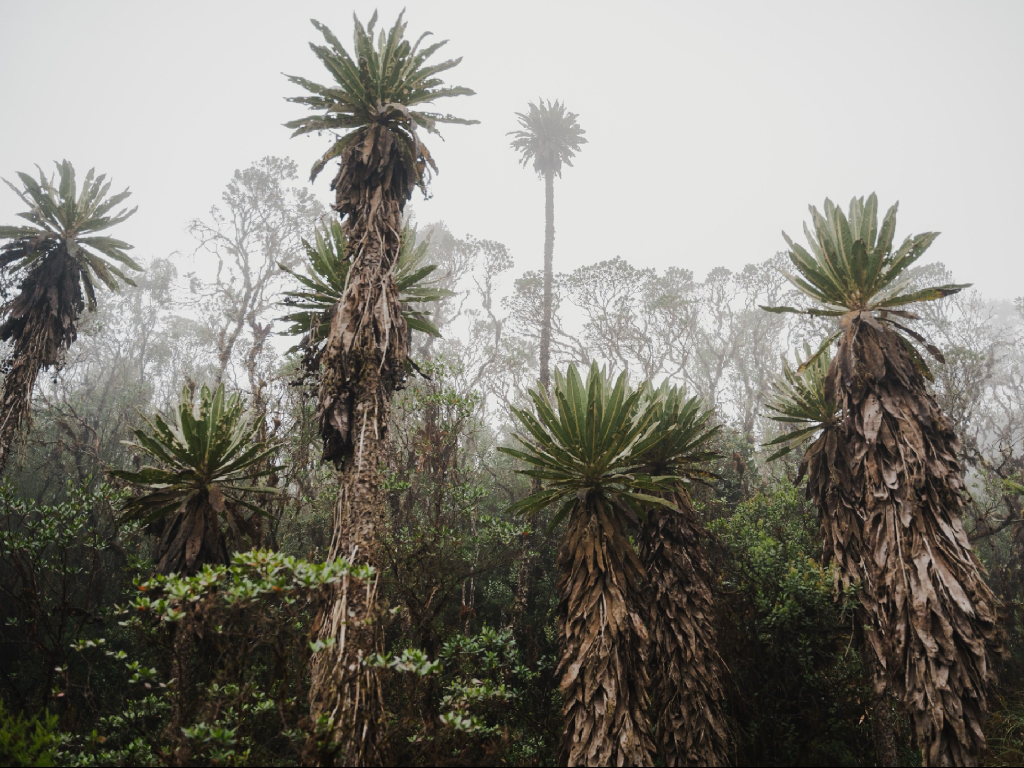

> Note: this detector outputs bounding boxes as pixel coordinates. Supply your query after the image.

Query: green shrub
[0,701,59,767]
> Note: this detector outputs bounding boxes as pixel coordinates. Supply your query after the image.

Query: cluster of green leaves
[762,193,968,373]
[285,11,478,185]
[0,700,60,768]
[384,626,556,765]
[279,220,454,350]
[111,383,278,525]
[64,550,368,767]
[508,99,587,178]
[128,548,373,620]
[501,363,718,530]
[0,161,140,307]
[640,380,720,479]
[764,345,838,460]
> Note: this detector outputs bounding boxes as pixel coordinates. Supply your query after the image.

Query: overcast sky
[2,1,1022,299]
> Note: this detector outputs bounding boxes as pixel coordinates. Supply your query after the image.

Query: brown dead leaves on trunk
[307,129,412,766]
[801,314,1003,766]
[0,249,82,473]
[556,500,654,767]
[640,488,730,767]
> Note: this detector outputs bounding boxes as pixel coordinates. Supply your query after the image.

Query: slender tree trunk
[306,186,407,765]
[809,314,1004,767]
[639,488,730,767]
[557,499,654,766]
[540,169,554,391]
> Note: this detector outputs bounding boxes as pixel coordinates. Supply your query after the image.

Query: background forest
[2,9,1024,768]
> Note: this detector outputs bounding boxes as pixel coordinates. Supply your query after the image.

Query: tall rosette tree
[500,363,673,766]
[285,11,475,763]
[763,194,1003,766]
[637,382,730,767]
[0,161,139,472]
[508,99,586,390]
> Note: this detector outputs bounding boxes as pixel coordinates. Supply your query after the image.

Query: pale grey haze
[1,1,1022,297]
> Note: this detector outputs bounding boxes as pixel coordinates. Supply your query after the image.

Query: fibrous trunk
[155,495,229,575]
[557,500,654,767]
[0,250,82,473]
[803,313,1002,766]
[307,127,409,766]
[539,169,554,391]
[639,488,730,767]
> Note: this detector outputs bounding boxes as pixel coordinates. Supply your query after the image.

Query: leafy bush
[63,549,371,766]
[0,701,59,767]
[709,484,879,766]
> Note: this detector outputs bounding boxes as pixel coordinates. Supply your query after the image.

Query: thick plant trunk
[557,499,654,767]
[0,250,82,475]
[0,342,43,474]
[639,488,730,767]
[155,495,229,575]
[307,175,407,765]
[540,170,554,391]
[806,314,1003,767]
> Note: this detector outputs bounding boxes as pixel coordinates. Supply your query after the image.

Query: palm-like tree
[285,12,475,763]
[508,99,586,390]
[111,383,278,575]
[763,195,1003,766]
[0,161,139,472]
[637,383,729,767]
[279,219,453,371]
[501,363,673,766]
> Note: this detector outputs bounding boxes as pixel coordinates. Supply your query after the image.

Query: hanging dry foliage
[286,12,476,764]
[557,500,656,766]
[640,488,730,767]
[765,194,1004,766]
[0,161,138,471]
[816,316,1003,766]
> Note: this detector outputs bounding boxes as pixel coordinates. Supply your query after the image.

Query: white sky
[1,1,1022,298]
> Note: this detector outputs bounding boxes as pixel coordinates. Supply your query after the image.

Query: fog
[2,1,1022,296]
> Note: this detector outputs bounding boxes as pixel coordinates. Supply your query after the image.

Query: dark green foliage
[0,482,132,718]
[709,484,891,766]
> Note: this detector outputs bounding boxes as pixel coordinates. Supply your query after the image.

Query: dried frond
[636,387,730,766]
[278,220,454,368]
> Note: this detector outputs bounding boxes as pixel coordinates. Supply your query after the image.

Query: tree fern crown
[284,11,478,189]
[0,160,140,309]
[508,99,587,178]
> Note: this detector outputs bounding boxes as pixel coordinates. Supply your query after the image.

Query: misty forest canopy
[2,9,1024,768]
